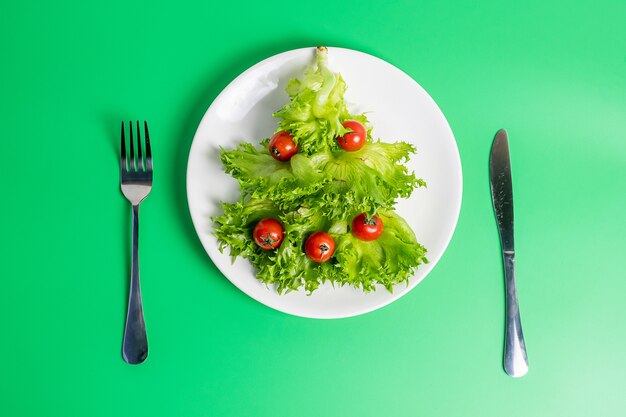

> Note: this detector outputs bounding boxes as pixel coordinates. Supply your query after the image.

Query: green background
[1,0,625,416]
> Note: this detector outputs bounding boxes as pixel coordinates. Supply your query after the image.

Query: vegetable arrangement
[214,46,428,294]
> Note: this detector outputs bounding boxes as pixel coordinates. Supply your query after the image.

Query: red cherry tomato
[253,218,284,250]
[304,232,335,263]
[337,120,366,151]
[269,131,298,161]
[351,213,384,241]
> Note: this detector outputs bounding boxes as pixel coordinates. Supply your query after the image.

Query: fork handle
[123,204,148,364]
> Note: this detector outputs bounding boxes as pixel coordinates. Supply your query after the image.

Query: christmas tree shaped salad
[214,46,428,294]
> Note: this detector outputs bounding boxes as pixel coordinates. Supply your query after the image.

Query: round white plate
[187,47,462,319]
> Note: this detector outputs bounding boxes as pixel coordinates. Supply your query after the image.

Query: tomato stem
[364,217,378,226]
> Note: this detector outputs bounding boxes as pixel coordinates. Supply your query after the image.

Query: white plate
[186,47,462,319]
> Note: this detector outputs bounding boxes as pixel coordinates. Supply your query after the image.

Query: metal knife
[489,129,529,377]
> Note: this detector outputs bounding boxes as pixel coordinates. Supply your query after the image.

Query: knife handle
[503,251,528,377]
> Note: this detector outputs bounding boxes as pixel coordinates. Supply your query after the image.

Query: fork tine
[135,121,144,171]
[121,122,127,172]
[129,121,135,171]
[144,121,153,172]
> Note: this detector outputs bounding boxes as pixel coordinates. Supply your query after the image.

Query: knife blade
[489,129,529,377]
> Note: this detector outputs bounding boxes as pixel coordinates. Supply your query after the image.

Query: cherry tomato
[269,131,298,161]
[253,218,284,250]
[337,120,366,151]
[351,213,384,241]
[304,232,335,263]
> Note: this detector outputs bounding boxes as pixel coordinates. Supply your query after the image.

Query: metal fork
[120,121,153,364]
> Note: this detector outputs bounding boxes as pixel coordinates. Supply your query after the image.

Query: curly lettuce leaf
[213,198,336,293]
[273,46,368,155]
[307,141,425,218]
[220,142,331,211]
[333,211,428,292]
[214,198,427,294]
[255,207,341,294]
[213,198,281,259]
[220,141,425,220]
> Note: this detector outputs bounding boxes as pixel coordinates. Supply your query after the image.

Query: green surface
[1,0,625,416]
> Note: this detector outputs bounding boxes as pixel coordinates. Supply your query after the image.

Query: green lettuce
[273,46,368,155]
[214,200,428,294]
[214,46,428,294]
[220,140,425,219]
[333,211,428,292]
[220,142,330,211]
[305,141,425,218]
[214,198,339,293]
